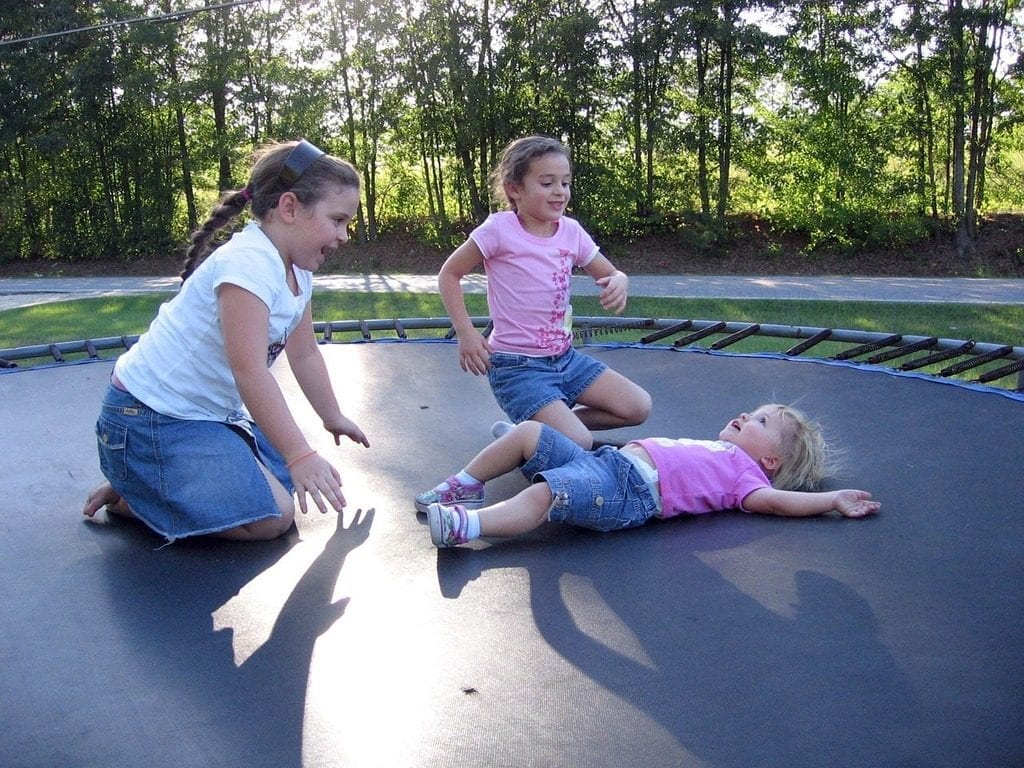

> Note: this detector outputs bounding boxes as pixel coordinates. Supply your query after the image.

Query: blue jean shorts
[521,425,659,532]
[488,347,608,424]
[95,383,292,541]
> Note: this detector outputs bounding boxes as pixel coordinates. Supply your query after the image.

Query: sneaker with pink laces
[427,503,470,547]
[414,475,485,514]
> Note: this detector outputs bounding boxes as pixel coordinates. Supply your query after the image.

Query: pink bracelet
[286,449,318,469]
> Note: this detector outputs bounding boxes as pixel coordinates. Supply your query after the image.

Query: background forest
[1,0,1022,271]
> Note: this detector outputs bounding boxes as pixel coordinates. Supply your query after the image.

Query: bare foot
[83,482,121,522]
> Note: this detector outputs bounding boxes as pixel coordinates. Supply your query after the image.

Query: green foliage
[0,0,1021,264]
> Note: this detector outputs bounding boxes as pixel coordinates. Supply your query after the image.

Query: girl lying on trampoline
[415,403,879,548]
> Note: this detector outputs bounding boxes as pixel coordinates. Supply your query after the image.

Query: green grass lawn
[1,291,1022,388]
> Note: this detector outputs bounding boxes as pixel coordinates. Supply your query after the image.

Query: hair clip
[278,139,326,189]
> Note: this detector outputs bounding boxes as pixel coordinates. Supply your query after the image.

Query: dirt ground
[2,213,1021,279]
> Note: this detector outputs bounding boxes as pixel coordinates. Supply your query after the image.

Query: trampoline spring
[673,321,727,347]
[785,329,833,356]
[121,335,137,351]
[939,345,1013,377]
[641,319,692,345]
[448,319,493,340]
[975,357,1024,384]
[710,323,761,350]
[358,320,371,341]
[571,319,656,341]
[833,333,903,361]
[393,319,407,339]
[84,340,99,359]
[0,357,17,369]
[867,337,938,365]
[322,323,333,342]
[48,343,65,363]
[899,340,975,371]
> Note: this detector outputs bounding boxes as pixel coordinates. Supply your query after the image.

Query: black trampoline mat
[1,341,1022,768]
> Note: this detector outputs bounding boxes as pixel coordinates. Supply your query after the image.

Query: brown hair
[180,140,360,281]
[488,135,571,211]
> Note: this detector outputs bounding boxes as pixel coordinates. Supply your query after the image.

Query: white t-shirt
[471,210,599,356]
[115,222,312,424]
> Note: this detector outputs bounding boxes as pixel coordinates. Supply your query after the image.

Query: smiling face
[289,184,360,271]
[505,152,572,236]
[719,405,788,476]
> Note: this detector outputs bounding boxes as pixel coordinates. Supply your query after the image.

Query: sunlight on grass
[0,295,173,349]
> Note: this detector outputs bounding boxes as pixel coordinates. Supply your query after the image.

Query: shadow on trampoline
[29,505,371,767]
[438,528,920,765]
[1,340,1021,767]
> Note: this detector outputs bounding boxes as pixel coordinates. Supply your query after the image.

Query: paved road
[0,273,1021,311]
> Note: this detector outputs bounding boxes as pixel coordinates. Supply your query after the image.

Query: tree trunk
[948,0,972,257]
[715,11,734,220]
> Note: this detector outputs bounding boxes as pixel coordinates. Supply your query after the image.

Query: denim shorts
[521,425,659,532]
[95,383,292,541]
[488,347,608,424]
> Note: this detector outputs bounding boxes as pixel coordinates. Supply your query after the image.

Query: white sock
[436,469,481,492]
[454,470,481,487]
[465,508,481,539]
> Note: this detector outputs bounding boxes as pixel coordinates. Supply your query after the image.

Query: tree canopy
[1,0,1021,264]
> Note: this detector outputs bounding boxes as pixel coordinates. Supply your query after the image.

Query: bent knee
[621,388,652,425]
[248,493,295,540]
[243,511,294,541]
[512,420,544,441]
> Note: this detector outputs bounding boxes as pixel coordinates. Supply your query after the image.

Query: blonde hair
[768,404,835,491]
[180,140,360,281]
[488,135,571,211]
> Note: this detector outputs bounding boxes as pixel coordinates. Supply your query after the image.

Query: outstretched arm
[285,302,369,448]
[438,239,492,375]
[220,285,347,515]
[742,487,880,518]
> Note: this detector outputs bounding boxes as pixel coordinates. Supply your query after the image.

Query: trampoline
[2,329,1022,767]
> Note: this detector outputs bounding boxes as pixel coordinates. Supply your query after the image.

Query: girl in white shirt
[83,140,369,542]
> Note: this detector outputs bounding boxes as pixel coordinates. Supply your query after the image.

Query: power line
[0,0,261,48]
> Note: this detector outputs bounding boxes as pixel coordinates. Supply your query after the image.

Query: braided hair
[180,140,360,282]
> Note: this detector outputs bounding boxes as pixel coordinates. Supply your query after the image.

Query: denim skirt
[488,347,607,424]
[95,383,292,541]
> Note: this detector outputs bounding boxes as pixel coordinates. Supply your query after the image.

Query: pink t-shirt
[471,211,600,356]
[633,438,771,517]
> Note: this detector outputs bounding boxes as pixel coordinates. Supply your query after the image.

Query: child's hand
[834,489,880,518]
[289,452,347,515]
[325,415,370,448]
[595,271,628,314]
[458,332,492,375]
